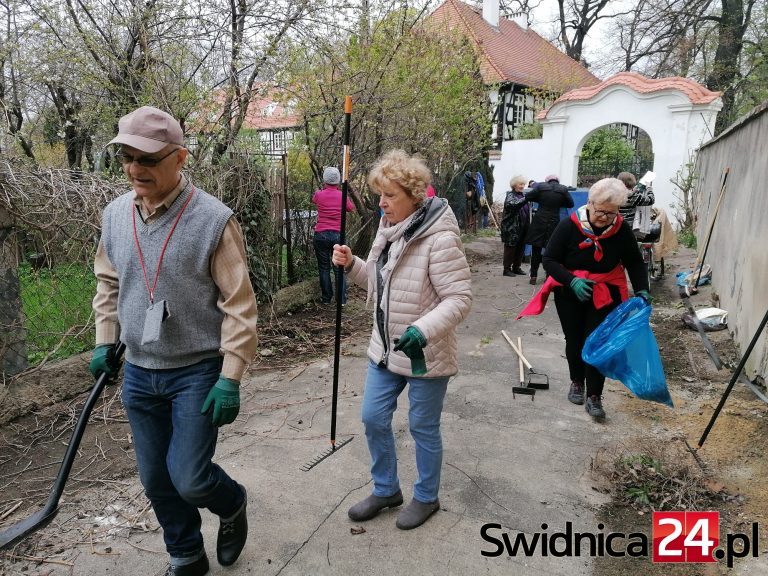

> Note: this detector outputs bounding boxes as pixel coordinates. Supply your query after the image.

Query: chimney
[482,0,499,28]
[510,11,528,30]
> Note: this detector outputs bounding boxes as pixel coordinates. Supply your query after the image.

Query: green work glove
[394,326,428,376]
[201,375,241,427]
[89,344,119,379]
[569,278,595,302]
[635,290,653,305]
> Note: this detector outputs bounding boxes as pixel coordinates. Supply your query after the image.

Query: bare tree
[556,0,617,64]
[706,0,757,134]
[0,1,34,160]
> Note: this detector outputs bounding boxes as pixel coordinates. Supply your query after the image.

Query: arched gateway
[490,72,722,222]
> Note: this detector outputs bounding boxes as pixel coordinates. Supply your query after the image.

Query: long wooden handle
[517,336,524,383]
[501,330,533,369]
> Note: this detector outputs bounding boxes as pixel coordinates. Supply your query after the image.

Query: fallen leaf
[350,526,366,535]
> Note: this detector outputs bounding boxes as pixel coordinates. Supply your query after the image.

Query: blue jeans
[314,230,346,304]
[361,361,449,503]
[122,357,244,560]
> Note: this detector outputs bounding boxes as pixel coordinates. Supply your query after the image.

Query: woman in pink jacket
[332,150,472,530]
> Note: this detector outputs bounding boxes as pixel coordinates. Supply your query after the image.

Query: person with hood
[332,150,472,531]
[312,166,356,304]
[525,175,574,285]
[464,170,480,233]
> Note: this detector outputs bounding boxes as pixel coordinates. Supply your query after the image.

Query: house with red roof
[429,0,599,148]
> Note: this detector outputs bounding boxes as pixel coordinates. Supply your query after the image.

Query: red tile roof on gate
[428,0,599,91]
[541,72,721,117]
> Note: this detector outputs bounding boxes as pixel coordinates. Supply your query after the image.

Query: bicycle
[637,221,664,286]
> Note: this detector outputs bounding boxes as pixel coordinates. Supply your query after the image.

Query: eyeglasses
[589,202,618,218]
[115,148,180,167]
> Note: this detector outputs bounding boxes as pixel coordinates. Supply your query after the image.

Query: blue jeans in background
[361,360,449,503]
[122,357,245,561]
[314,230,346,304]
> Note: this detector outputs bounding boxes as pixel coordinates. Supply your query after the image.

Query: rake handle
[501,330,533,369]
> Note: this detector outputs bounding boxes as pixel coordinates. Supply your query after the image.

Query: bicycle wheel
[652,257,665,281]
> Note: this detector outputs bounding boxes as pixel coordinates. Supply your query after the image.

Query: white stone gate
[489,72,722,222]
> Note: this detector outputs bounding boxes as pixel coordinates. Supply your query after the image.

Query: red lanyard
[132,187,195,304]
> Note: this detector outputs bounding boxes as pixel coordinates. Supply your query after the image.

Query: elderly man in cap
[311,166,356,304]
[90,106,258,576]
[524,174,575,285]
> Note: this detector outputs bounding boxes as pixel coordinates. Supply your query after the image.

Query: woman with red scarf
[519,178,650,420]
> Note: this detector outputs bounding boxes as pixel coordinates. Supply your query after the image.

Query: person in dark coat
[464,171,480,233]
[524,174,574,284]
[500,175,529,277]
[518,178,650,421]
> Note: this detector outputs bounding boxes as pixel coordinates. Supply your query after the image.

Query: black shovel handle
[0,342,126,550]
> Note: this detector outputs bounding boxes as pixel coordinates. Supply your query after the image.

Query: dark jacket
[524,181,574,247]
[542,217,649,293]
[500,190,529,246]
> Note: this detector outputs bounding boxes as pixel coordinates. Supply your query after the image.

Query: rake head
[301,437,354,472]
[526,371,550,390]
[512,385,535,400]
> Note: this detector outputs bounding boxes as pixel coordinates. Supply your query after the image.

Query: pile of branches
[0,159,125,266]
[591,437,725,512]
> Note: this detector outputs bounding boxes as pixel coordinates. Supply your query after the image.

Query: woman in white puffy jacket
[332,150,472,531]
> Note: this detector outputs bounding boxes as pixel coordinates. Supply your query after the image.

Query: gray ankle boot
[348,491,403,521]
[395,498,440,530]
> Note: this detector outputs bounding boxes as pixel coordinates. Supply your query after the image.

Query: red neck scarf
[570,206,624,262]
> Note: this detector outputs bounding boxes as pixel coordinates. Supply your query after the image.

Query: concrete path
[2,237,660,575]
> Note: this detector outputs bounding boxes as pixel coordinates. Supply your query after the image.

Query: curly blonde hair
[368,149,431,203]
[509,174,527,189]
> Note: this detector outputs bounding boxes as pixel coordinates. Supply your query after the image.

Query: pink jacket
[347,199,472,376]
[312,185,355,232]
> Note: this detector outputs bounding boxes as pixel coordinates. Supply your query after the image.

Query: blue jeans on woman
[314,230,346,304]
[122,357,245,562]
[361,360,449,503]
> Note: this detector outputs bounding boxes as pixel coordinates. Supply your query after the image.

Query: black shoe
[165,554,209,576]
[502,269,515,277]
[529,276,537,285]
[348,491,404,521]
[585,395,606,419]
[217,488,248,566]
[567,381,584,405]
[512,268,526,275]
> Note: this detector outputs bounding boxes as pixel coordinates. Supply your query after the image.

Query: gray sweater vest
[102,183,233,369]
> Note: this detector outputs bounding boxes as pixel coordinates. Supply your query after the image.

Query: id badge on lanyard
[132,187,195,344]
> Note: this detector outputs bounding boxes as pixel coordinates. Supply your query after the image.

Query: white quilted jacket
[347,198,472,377]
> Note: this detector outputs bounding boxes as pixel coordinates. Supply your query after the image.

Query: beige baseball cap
[108,106,184,153]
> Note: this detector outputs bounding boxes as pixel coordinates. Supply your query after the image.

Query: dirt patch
[591,252,768,574]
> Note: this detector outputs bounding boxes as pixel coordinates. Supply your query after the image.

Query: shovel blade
[0,506,58,550]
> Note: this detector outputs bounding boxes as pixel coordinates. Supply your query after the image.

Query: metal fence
[577,155,655,188]
[0,158,326,379]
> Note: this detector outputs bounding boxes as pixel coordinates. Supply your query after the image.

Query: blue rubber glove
[569,278,595,302]
[89,344,119,379]
[201,375,241,426]
[635,290,653,305]
[393,326,427,376]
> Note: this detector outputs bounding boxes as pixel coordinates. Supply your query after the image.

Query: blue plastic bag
[582,297,673,407]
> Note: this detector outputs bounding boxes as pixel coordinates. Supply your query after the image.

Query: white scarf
[376,208,423,311]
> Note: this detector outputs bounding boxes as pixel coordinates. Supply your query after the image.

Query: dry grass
[591,436,726,512]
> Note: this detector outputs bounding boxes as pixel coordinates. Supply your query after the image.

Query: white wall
[489,83,721,224]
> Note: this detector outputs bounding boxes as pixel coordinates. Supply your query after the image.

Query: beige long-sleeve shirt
[93,176,258,381]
